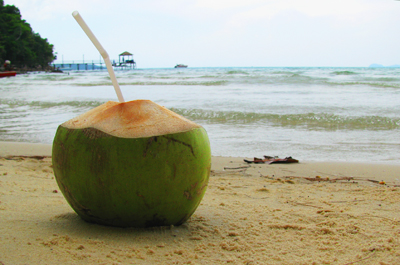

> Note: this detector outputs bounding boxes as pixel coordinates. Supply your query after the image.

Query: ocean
[1,67,399,164]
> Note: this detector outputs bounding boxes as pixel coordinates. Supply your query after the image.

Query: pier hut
[112,51,136,69]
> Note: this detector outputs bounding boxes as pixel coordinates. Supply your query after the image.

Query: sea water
[0,67,399,164]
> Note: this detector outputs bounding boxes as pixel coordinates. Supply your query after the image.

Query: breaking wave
[0,99,103,109]
[75,80,228,86]
[2,98,398,131]
[331,70,358,75]
[172,108,400,130]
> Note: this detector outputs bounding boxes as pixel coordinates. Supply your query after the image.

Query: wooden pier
[52,51,136,71]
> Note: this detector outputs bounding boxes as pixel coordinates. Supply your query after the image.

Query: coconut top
[62,100,201,138]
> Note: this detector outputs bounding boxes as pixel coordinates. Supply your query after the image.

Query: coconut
[52,100,211,227]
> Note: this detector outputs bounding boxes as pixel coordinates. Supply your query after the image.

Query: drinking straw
[72,11,125,102]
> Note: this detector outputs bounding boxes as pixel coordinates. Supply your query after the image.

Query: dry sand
[0,141,399,264]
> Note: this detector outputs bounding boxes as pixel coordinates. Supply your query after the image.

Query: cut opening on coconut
[62,100,202,138]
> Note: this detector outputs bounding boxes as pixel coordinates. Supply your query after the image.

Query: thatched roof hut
[117,51,136,68]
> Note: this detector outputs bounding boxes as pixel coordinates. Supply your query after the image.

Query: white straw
[72,11,125,102]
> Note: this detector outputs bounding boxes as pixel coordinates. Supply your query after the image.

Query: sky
[4,0,400,68]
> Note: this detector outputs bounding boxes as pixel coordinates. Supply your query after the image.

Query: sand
[0,141,399,264]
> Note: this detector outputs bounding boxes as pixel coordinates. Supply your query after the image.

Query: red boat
[0,71,17,78]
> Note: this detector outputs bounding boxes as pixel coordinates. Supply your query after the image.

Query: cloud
[5,0,400,67]
[194,0,265,10]
[9,0,390,25]
[5,0,111,20]
[209,0,395,37]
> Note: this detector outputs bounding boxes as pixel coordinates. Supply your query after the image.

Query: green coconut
[52,100,211,227]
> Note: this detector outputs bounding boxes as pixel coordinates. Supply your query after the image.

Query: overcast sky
[4,0,400,68]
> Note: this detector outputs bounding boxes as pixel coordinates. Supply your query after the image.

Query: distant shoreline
[6,65,400,72]
[369,63,400,68]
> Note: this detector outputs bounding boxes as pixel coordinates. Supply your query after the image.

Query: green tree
[0,0,56,69]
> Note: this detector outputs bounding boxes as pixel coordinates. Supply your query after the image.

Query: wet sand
[1,141,399,264]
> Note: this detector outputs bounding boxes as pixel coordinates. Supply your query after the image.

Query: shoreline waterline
[1,141,400,167]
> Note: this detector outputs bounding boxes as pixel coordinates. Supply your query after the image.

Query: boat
[174,64,188,68]
[0,71,17,78]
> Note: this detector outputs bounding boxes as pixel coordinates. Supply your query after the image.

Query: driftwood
[224,166,250,170]
[284,176,355,182]
[244,156,299,164]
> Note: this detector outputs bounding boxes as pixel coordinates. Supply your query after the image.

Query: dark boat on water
[174,64,188,68]
[0,71,17,78]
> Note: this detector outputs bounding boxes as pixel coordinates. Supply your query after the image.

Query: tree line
[0,0,56,70]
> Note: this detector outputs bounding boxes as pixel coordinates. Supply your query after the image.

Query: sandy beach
[0,141,399,264]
